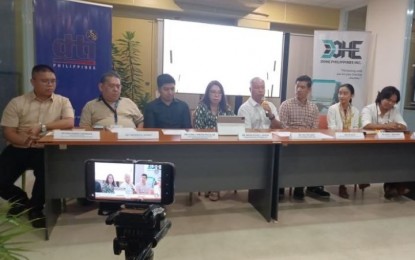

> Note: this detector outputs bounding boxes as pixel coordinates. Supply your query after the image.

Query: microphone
[261,99,269,117]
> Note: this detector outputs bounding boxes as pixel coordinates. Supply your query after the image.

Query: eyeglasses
[209,91,222,96]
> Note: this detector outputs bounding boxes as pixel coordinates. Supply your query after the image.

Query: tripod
[106,205,172,260]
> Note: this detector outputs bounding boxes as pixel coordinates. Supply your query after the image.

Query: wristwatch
[40,123,47,133]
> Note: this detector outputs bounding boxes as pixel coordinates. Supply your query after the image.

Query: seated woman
[194,80,234,201]
[327,83,360,199]
[101,173,117,193]
[361,86,409,199]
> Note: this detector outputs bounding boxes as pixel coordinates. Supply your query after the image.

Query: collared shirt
[327,103,360,130]
[237,97,279,129]
[361,103,407,128]
[279,97,319,129]
[144,98,191,129]
[119,182,136,195]
[135,183,153,195]
[79,97,143,128]
[1,91,74,134]
[194,102,234,129]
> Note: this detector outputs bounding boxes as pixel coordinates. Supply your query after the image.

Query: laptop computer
[217,116,246,136]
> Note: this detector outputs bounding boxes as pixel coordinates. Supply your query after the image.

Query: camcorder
[85,159,175,260]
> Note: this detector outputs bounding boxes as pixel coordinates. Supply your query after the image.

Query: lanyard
[100,95,119,124]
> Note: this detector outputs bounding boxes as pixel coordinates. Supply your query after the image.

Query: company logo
[52,30,97,70]
[322,40,363,59]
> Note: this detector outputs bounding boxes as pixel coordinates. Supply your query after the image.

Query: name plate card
[335,132,365,140]
[118,131,159,140]
[181,132,219,140]
[289,132,322,140]
[376,132,405,140]
[53,130,100,140]
[238,133,272,140]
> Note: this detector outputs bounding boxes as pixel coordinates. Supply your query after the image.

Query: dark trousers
[0,145,45,211]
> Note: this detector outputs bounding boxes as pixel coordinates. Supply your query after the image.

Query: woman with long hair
[194,80,234,201]
[327,84,360,199]
[101,173,117,193]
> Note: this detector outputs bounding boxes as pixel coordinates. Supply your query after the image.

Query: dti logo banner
[313,31,371,112]
[34,0,112,125]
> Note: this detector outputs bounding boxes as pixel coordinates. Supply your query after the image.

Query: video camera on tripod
[85,159,175,260]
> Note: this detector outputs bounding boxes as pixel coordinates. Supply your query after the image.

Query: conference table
[39,129,415,239]
[273,130,415,220]
[39,129,277,240]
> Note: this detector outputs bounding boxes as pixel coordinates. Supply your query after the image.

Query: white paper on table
[109,128,137,134]
[318,133,334,139]
[271,131,290,137]
[162,129,187,135]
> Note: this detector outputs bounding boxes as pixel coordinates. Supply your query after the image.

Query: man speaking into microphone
[238,77,283,130]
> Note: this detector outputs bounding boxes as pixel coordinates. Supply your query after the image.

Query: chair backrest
[318,114,328,129]
[191,109,196,128]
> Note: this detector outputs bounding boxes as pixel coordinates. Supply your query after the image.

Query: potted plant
[112,31,150,111]
[0,203,36,260]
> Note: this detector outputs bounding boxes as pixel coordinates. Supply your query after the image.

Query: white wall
[365,0,411,103]
[285,34,314,100]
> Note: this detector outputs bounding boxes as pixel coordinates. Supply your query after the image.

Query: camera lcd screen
[86,160,174,205]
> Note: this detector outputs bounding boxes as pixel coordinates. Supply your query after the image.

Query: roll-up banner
[312,31,371,113]
[34,0,112,125]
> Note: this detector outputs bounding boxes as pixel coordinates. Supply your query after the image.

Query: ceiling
[270,0,367,9]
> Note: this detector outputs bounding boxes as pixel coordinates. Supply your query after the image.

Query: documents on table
[376,132,405,140]
[271,131,290,137]
[335,132,365,140]
[289,132,333,140]
[53,130,100,140]
[181,132,219,140]
[272,131,333,140]
[161,129,187,135]
[109,128,159,140]
[238,132,272,140]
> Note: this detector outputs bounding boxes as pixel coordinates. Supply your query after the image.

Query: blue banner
[34,0,112,125]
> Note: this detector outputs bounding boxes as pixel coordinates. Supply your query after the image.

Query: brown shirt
[1,91,74,134]
[79,97,143,128]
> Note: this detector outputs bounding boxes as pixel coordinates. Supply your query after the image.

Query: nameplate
[181,132,219,140]
[53,130,100,140]
[335,132,365,140]
[238,133,272,140]
[118,131,159,140]
[289,132,322,140]
[376,132,405,140]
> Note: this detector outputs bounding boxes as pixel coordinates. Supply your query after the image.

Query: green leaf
[112,30,150,111]
[0,203,37,259]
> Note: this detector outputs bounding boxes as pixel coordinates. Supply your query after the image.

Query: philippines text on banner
[312,31,371,113]
[34,0,113,125]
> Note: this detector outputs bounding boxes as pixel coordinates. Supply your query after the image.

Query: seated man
[80,71,144,129]
[238,77,283,129]
[144,74,191,129]
[238,77,284,199]
[0,64,74,228]
[279,75,330,201]
[80,71,144,215]
[119,173,136,195]
[135,174,153,195]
